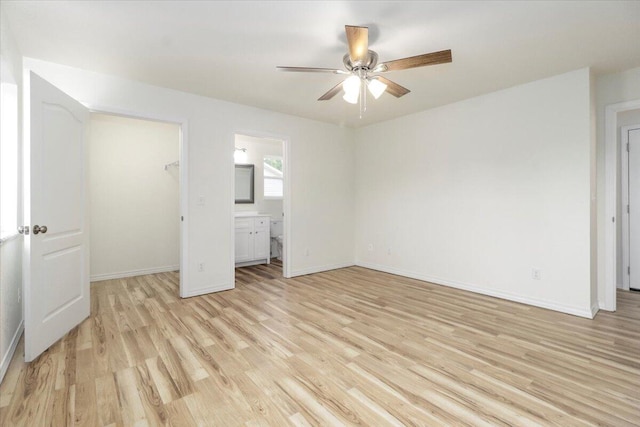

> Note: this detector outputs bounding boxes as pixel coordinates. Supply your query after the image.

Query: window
[263,155,283,199]
[1,80,18,239]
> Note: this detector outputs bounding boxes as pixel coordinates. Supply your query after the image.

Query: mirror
[235,164,254,204]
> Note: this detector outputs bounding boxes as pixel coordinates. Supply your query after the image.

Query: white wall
[595,67,640,305]
[234,134,283,219]
[89,113,180,281]
[355,68,594,317]
[24,57,355,295]
[616,108,640,286]
[0,9,23,382]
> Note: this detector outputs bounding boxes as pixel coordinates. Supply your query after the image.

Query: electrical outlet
[198,262,205,272]
[368,243,374,252]
[387,247,392,255]
[532,269,541,280]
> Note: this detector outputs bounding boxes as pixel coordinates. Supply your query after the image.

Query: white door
[627,126,640,291]
[24,72,89,361]
[254,227,269,261]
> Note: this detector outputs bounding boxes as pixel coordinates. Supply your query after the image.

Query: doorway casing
[87,104,189,297]
[620,124,640,291]
[604,98,640,311]
[232,131,291,282]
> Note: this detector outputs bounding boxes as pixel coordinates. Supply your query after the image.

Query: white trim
[0,233,20,246]
[90,265,180,282]
[621,125,640,291]
[622,126,630,290]
[604,99,640,311]
[233,130,291,278]
[290,262,355,278]
[282,137,291,279]
[357,261,595,319]
[591,302,600,318]
[178,120,189,298]
[0,320,23,384]
[230,133,237,292]
[85,104,189,298]
[181,283,234,298]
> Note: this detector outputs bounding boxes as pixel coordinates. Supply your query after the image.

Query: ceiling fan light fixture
[343,90,359,104]
[277,24,452,114]
[342,75,361,104]
[343,75,361,94]
[367,78,387,99]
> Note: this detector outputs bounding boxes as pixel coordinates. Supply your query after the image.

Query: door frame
[87,104,190,297]
[604,99,640,311]
[621,124,640,291]
[232,130,291,280]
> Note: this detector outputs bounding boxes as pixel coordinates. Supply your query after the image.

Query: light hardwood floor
[1,262,639,426]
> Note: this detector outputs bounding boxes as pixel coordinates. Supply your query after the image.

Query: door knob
[33,225,48,235]
[18,226,29,235]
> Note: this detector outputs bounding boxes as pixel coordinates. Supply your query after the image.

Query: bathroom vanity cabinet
[235,215,271,266]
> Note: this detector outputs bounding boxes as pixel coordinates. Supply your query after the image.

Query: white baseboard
[91,265,179,282]
[289,261,355,278]
[0,320,23,384]
[356,261,594,319]
[591,302,600,318]
[180,283,234,298]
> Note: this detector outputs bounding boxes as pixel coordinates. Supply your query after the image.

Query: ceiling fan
[277,25,452,115]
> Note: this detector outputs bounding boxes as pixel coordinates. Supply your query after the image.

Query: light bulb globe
[367,78,387,99]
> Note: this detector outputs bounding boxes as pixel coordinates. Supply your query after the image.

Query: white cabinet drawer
[235,218,253,230]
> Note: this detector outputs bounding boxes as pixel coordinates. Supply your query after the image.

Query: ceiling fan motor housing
[343,50,378,72]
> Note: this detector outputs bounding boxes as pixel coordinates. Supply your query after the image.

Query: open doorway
[605,99,640,311]
[233,133,287,281]
[89,113,183,293]
[619,109,640,291]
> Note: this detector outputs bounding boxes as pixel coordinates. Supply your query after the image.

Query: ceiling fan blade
[277,66,347,74]
[345,25,369,64]
[375,49,452,72]
[318,81,344,101]
[376,77,410,98]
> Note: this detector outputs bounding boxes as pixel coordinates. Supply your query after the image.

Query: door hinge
[181,216,184,221]
[627,142,630,152]
[628,266,630,275]
[628,205,630,214]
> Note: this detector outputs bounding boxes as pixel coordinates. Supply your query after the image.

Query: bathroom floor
[234,258,282,286]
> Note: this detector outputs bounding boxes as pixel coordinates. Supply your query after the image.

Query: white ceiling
[3,1,640,127]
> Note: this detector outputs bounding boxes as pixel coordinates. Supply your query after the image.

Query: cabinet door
[235,219,253,262]
[253,227,270,260]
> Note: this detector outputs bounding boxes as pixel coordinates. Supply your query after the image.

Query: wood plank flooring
[1,261,639,426]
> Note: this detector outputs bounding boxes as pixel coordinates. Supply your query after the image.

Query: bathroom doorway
[89,113,183,292]
[233,133,288,280]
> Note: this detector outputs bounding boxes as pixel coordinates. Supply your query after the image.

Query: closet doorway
[89,113,183,293]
